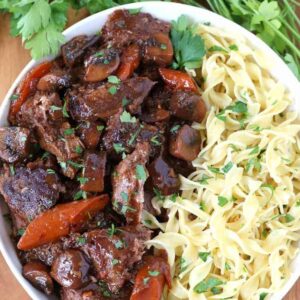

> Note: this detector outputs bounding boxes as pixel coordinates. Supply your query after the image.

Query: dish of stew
[0,9,205,299]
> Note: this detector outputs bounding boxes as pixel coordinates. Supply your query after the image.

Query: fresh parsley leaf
[47,169,56,174]
[128,7,142,15]
[107,224,116,237]
[113,143,125,154]
[259,292,268,300]
[249,146,260,155]
[107,75,120,84]
[17,228,25,236]
[76,236,86,245]
[63,128,74,136]
[284,213,295,223]
[108,85,118,95]
[9,164,15,176]
[208,45,228,53]
[171,15,206,69]
[143,277,150,285]
[211,287,222,295]
[229,44,239,51]
[62,99,69,118]
[194,277,224,294]
[112,258,119,266]
[75,145,83,154]
[218,196,229,207]
[120,191,128,202]
[122,97,130,107]
[114,239,124,249]
[222,161,233,173]
[198,252,210,262]
[50,105,62,111]
[97,125,105,132]
[77,177,88,185]
[154,188,165,201]
[208,166,221,174]
[227,101,247,113]
[120,111,137,123]
[216,112,226,122]
[136,164,147,181]
[148,270,160,276]
[170,124,180,133]
[150,135,161,146]
[199,174,212,185]
[246,157,261,172]
[74,190,87,200]
[67,160,83,169]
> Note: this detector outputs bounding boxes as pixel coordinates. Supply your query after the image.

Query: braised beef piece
[61,282,132,300]
[0,167,64,230]
[81,151,106,192]
[102,10,170,48]
[140,108,170,123]
[112,142,150,224]
[67,77,155,121]
[16,92,84,178]
[26,154,58,171]
[22,261,54,295]
[170,90,207,122]
[167,156,196,177]
[81,225,151,293]
[84,48,120,82]
[0,127,32,163]
[169,124,201,161]
[19,241,64,267]
[61,35,100,67]
[147,155,180,196]
[76,121,104,150]
[51,249,90,289]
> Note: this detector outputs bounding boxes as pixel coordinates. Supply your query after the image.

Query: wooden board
[0,7,299,300]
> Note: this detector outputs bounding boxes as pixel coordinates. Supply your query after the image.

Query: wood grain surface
[0,6,299,300]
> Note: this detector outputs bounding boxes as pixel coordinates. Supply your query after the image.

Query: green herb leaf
[107,75,120,84]
[63,128,74,136]
[112,258,119,266]
[222,162,233,173]
[208,166,221,174]
[114,239,124,249]
[67,160,83,169]
[198,252,210,262]
[259,292,268,300]
[170,124,180,133]
[284,213,295,223]
[199,174,212,185]
[17,228,25,236]
[50,105,62,111]
[128,7,142,15]
[113,143,125,154]
[249,146,260,155]
[62,100,69,118]
[97,125,105,132]
[108,85,118,95]
[229,44,239,51]
[143,277,150,285]
[122,97,130,107]
[76,236,86,245]
[208,45,228,53]
[135,164,147,181]
[227,101,247,113]
[75,145,83,154]
[120,191,128,202]
[74,190,87,200]
[120,111,137,123]
[218,196,229,207]
[148,270,160,276]
[107,224,116,237]
[154,188,165,201]
[194,277,224,294]
[47,169,56,174]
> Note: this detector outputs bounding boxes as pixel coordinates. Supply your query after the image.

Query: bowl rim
[0,2,299,300]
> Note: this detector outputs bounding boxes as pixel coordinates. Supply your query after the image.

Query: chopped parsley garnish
[122,97,130,107]
[128,7,142,15]
[17,228,25,236]
[284,213,295,223]
[59,161,67,170]
[108,85,118,95]
[194,277,224,294]
[77,177,88,185]
[229,144,241,152]
[218,196,229,207]
[198,252,210,262]
[249,145,260,155]
[171,15,206,69]
[74,190,87,200]
[148,270,160,276]
[144,219,152,225]
[47,169,56,174]
[160,43,167,50]
[153,187,165,201]
[227,101,248,113]
[211,287,223,295]
[76,236,86,245]
[229,44,239,51]
[107,223,117,237]
[128,128,141,145]
[20,135,27,142]
[199,174,212,185]
[114,239,124,249]
[150,135,161,146]
[216,112,226,122]
[94,51,104,57]
[143,277,150,285]
[179,257,188,273]
[113,143,125,154]
[120,110,137,123]
[107,75,120,84]
[225,262,231,270]
[9,164,15,176]
[222,161,233,173]
[67,160,84,169]
[75,145,83,154]
[121,205,136,214]
[259,292,268,300]
[10,94,19,101]
[170,193,177,202]
[170,124,180,133]
[112,258,119,266]
[208,45,228,53]
[261,183,275,198]
[97,125,105,132]
[50,105,62,111]
[208,166,221,174]
[62,100,69,118]
[63,128,74,136]
[246,157,261,172]
[135,164,147,181]
[199,201,206,211]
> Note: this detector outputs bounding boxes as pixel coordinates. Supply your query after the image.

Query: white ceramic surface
[0,2,299,300]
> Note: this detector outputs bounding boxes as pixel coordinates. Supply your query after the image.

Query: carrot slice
[158,68,198,92]
[17,195,109,250]
[9,61,53,120]
[130,256,171,300]
[116,44,141,80]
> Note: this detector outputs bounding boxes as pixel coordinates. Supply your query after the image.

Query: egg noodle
[143,24,300,299]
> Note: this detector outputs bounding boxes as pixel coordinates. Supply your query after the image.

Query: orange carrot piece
[158,68,198,92]
[17,195,109,250]
[116,44,141,80]
[130,256,171,300]
[9,61,53,119]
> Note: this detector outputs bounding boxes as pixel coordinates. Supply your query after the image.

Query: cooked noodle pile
[143,24,300,300]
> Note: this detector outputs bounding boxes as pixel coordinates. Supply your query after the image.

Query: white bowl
[0,2,299,299]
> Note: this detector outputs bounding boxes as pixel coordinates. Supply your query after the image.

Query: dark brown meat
[0,167,64,230]
[81,225,151,292]
[76,121,103,150]
[169,124,201,161]
[112,142,150,224]
[170,91,206,122]
[67,77,155,121]
[167,156,196,177]
[61,282,132,300]
[51,249,90,289]
[19,241,64,267]
[81,151,106,192]
[22,261,54,295]
[102,10,170,47]
[84,48,120,82]
[61,35,100,67]
[0,127,31,163]
[148,155,180,196]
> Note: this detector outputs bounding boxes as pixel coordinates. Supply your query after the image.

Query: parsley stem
[282,0,300,27]
[279,16,300,41]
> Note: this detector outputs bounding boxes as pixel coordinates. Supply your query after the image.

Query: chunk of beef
[77,121,103,150]
[67,77,155,121]
[17,92,84,178]
[22,261,54,295]
[147,155,180,196]
[140,108,170,124]
[0,167,64,230]
[170,91,206,122]
[0,127,31,163]
[61,282,132,300]
[61,35,100,67]
[37,69,72,92]
[169,124,201,161]
[26,154,58,171]
[81,225,151,292]
[81,151,106,192]
[167,156,196,177]
[103,110,141,157]
[84,48,120,82]
[102,10,170,47]
[112,142,150,224]
[51,249,90,289]
[19,241,63,267]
